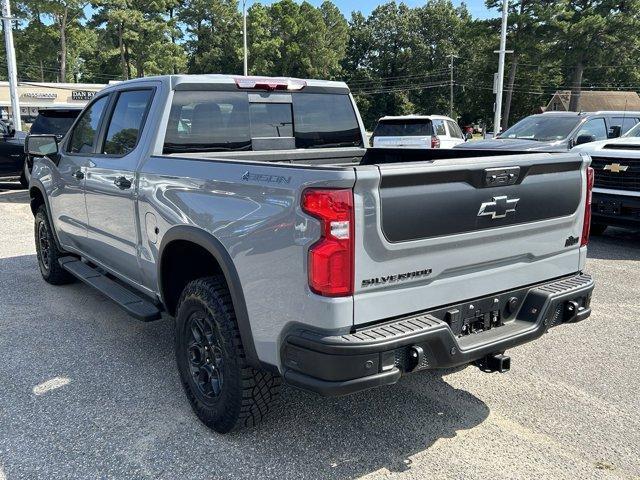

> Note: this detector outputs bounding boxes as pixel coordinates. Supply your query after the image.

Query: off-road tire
[590,223,607,236]
[34,205,74,285]
[175,276,281,433]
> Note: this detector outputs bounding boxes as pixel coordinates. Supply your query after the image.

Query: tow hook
[407,345,425,371]
[475,353,511,373]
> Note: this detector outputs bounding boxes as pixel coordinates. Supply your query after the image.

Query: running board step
[59,257,161,322]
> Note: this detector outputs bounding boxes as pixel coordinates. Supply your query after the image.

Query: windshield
[30,110,80,136]
[373,119,433,137]
[499,115,580,142]
[623,122,640,137]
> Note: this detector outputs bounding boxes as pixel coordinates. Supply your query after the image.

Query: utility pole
[242,0,248,76]
[2,0,21,131]
[493,0,511,136]
[449,54,459,119]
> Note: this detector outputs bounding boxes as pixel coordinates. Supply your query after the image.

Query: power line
[353,81,451,95]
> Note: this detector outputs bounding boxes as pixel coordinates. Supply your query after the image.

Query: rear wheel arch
[158,226,263,369]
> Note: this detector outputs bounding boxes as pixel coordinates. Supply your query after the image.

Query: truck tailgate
[352,152,589,326]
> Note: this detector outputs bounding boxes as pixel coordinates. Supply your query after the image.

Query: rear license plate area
[596,199,621,215]
[429,288,532,338]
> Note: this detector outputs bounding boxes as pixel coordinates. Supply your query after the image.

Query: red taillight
[581,166,594,246]
[431,136,440,148]
[302,188,354,297]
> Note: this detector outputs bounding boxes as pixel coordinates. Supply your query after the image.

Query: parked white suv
[371,115,466,149]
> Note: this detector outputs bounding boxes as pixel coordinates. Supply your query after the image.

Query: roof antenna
[621,98,628,137]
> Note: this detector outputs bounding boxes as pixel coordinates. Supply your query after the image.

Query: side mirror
[25,134,59,157]
[575,134,596,146]
[7,126,15,137]
[608,125,622,138]
[465,132,473,141]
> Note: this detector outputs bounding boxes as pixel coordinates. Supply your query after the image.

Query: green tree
[17,0,87,81]
[179,0,242,74]
[92,0,186,79]
[247,0,348,78]
[549,0,640,111]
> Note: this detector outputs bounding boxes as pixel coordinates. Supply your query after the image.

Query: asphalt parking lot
[0,182,638,480]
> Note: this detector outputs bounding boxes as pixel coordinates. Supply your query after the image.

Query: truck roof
[378,114,455,121]
[100,74,350,94]
[540,110,640,116]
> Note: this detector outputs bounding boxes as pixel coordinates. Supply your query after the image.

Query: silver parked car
[456,111,640,152]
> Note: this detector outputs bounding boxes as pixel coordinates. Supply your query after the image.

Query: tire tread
[176,276,280,433]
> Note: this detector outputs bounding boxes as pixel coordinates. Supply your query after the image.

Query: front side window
[103,90,153,155]
[577,118,607,141]
[68,95,109,153]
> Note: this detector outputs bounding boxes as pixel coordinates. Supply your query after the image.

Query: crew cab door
[50,94,110,250]
[83,88,154,285]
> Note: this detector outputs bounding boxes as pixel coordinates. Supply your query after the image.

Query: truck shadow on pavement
[588,227,640,261]
[0,253,490,480]
[0,182,29,204]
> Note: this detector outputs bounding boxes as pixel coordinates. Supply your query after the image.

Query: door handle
[72,169,84,180]
[114,176,132,190]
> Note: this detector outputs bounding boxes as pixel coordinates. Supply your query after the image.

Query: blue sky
[245,1,498,18]
[81,1,497,25]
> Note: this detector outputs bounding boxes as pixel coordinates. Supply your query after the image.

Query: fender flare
[158,225,265,370]
[28,179,64,250]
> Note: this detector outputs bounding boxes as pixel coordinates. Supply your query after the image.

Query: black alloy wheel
[186,311,225,400]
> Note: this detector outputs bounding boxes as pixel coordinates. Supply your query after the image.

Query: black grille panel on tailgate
[591,156,640,192]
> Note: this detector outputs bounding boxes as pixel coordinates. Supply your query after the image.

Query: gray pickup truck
[26,75,595,433]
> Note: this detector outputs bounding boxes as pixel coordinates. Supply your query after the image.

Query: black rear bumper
[592,191,640,228]
[282,273,594,397]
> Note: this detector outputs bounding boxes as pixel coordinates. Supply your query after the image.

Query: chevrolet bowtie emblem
[603,163,629,173]
[478,196,519,219]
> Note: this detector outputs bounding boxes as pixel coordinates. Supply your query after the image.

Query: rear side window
[611,116,639,135]
[30,110,80,136]
[373,119,433,137]
[68,95,109,154]
[433,120,446,136]
[103,90,153,155]
[446,120,464,139]
[163,91,361,153]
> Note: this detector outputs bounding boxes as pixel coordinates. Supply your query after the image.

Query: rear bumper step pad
[59,257,161,322]
[283,272,594,396]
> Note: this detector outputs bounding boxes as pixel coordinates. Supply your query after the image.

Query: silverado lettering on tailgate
[362,269,432,288]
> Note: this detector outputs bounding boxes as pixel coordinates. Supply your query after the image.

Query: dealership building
[0,81,111,126]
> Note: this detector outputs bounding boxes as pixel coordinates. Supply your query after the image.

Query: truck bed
[166,147,545,167]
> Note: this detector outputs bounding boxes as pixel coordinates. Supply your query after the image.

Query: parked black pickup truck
[0,107,82,187]
[0,119,27,186]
